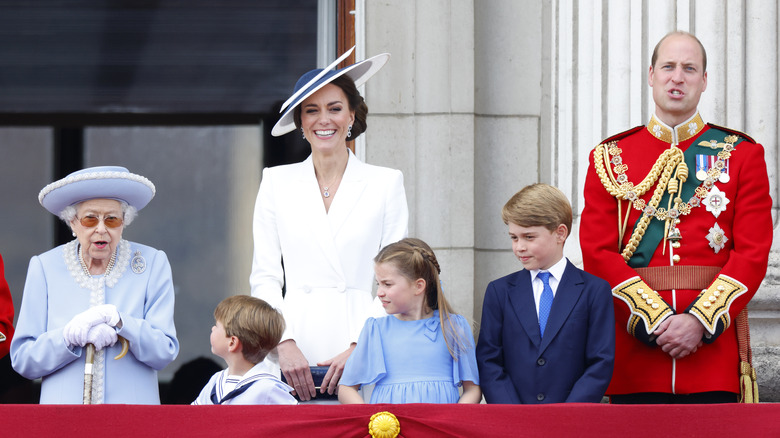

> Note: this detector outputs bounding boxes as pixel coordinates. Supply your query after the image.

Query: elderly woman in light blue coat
[11,166,179,404]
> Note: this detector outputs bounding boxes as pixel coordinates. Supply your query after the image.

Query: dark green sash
[627,127,742,268]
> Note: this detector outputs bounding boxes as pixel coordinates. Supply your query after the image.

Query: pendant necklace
[316,152,348,198]
[318,173,340,198]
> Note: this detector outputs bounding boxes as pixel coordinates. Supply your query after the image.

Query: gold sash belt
[635,265,721,291]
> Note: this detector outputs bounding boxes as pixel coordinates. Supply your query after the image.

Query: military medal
[695,154,708,181]
[667,225,682,241]
[131,250,147,274]
[706,223,728,254]
[703,186,730,218]
[696,154,730,183]
[719,159,730,183]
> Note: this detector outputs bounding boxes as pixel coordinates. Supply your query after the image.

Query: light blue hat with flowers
[38,166,156,215]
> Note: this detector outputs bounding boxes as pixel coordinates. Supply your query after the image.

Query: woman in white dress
[251,47,408,401]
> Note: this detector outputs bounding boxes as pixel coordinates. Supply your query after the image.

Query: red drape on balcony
[4,403,778,437]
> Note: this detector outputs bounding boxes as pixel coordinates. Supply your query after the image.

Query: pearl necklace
[65,239,131,291]
[79,246,116,278]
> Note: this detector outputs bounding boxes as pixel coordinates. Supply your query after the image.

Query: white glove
[63,304,121,347]
[85,323,118,351]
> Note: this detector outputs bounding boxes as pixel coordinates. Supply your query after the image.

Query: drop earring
[347,125,352,138]
[301,127,306,140]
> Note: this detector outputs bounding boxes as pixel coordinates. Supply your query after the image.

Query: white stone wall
[362,0,780,400]
[364,0,479,318]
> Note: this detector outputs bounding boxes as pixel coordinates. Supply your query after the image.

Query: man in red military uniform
[1,253,14,359]
[580,31,773,403]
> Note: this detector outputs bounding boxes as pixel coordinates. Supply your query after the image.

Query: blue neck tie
[538,271,553,337]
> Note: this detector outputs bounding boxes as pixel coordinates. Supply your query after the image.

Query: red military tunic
[580,112,772,395]
[1,254,14,358]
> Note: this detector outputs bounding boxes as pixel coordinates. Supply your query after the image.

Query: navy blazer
[476,260,615,404]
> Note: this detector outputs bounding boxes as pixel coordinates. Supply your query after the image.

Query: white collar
[530,257,567,283]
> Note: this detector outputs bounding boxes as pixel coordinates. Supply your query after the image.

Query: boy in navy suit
[476,183,615,403]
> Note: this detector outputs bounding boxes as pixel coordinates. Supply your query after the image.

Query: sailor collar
[646,112,705,144]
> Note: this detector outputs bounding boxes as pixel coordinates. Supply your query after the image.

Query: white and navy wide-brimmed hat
[271,46,390,137]
[38,166,156,215]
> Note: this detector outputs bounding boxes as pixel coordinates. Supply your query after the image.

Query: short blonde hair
[502,183,572,238]
[214,295,285,364]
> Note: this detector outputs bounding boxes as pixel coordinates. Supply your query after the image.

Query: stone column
[364,0,478,317]
[472,0,546,318]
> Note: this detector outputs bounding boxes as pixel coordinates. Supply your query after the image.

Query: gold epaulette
[596,125,645,147]
[613,277,673,335]
[688,274,747,335]
[707,123,756,144]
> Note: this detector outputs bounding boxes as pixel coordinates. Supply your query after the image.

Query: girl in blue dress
[338,238,481,404]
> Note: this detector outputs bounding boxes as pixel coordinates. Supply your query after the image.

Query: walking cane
[83,336,129,404]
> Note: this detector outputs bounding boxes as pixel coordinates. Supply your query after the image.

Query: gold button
[672,255,681,263]
[714,291,720,297]
[672,242,681,249]
[717,285,725,291]
[646,298,654,305]
[652,303,660,309]
[709,296,717,302]
[703,301,711,308]
[641,293,648,299]
[637,288,644,294]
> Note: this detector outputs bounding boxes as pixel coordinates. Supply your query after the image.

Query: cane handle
[114,336,129,360]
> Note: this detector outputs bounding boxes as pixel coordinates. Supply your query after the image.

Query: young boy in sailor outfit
[193,295,296,405]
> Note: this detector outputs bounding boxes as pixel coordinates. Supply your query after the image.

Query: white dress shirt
[529,257,567,318]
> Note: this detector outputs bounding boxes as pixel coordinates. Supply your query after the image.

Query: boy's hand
[278,340,316,400]
[317,343,356,395]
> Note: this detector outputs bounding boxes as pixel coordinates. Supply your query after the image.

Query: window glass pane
[0,128,54,317]
[85,126,261,380]
[0,1,318,115]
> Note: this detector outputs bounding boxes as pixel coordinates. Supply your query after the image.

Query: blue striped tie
[538,271,553,337]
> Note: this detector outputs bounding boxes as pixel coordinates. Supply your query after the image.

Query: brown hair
[651,31,707,73]
[374,238,468,359]
[502,183,572,239]
[293,74,369,140]
[214,295,285,364]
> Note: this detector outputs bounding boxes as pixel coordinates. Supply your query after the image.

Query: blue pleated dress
[340,310,479,403]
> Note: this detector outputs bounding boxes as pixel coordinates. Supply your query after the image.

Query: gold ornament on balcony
[369,411,400,438]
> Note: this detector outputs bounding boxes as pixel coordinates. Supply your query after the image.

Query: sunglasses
[78,215,123,228]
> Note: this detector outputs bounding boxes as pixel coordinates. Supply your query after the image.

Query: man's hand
[277,340,316,400]
[654,313,705,359]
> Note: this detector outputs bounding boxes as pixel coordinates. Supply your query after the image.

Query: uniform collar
[646,112,705,144]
